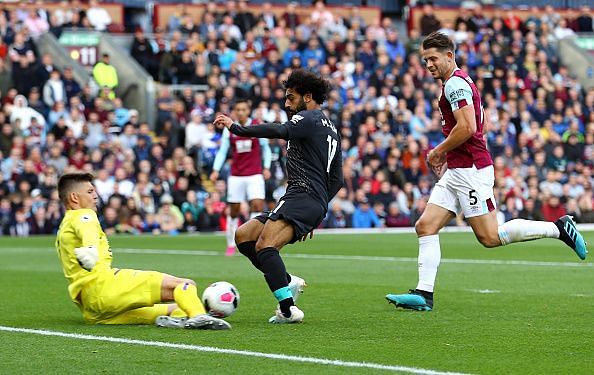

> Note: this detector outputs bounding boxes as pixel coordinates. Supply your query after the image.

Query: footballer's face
[233,102,251,124]
[72,182,99,211]
[284,88,308,118]
[422,47,454,81]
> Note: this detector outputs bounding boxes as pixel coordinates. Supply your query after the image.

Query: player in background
[210,99,272,256]
[55,173,231,329]
[386,32,588,311]
[214,69,343,323]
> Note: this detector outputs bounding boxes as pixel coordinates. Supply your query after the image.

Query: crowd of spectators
[1,0,594,237]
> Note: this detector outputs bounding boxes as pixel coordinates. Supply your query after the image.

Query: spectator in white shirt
[86,0,112,31]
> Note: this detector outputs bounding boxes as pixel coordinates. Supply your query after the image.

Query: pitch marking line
[0,326,469,375]
[11,248,592,268]
[116,249,592,267]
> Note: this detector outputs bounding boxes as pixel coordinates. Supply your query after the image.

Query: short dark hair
[422,31,455,53]
[232,98,251,109]
[282,69,331,105]
[58,173,94,204]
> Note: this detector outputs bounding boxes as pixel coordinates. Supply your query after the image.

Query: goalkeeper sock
[256,247,293,317]
[498,219,560,246]
[237,241,292,283]
[173,282,206,318]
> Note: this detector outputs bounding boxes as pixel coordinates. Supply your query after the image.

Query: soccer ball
[201,281,240,318]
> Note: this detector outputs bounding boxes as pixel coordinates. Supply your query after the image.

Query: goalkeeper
[55,173,230,330]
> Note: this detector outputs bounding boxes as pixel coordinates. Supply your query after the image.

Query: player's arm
[72,212,101,271]
[434,78,476,154]
[328,141,343,199]
[215,112,314,140]
[259,138,272,169]
[211,129,230,180]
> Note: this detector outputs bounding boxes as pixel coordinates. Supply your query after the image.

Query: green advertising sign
[59,32,100,46]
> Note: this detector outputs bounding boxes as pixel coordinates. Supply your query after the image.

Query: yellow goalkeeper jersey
[55,209,113,303]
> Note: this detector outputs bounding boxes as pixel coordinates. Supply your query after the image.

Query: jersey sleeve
[259,138,272,169]
[228,111,316,140]
[212,128,230,172]
[71,210,101,247]
[328,141,343,199]
[444,76,474,112]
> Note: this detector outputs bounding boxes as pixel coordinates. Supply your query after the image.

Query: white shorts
[428,165,496,218]
[227,174,265,203]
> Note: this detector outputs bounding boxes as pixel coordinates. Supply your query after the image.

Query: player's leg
[161,274,231,329]
[236,217,305,302]
[225,176,245,256]
[235,217,265,271]
[249,199,265,217]
[469,212,588,259]
[254,218,304,323]
[100,304,173,325]
[247,174,266,219]
[226,203,241,256]
[465,165,586,258]
[386,180,457,311]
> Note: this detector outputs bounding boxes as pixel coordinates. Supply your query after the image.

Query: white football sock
[416,234,441,293]
[226,216,238,248]
[497,219,560,246]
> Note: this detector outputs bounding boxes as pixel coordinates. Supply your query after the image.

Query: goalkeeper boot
[268,306,304,324]
[555,215,588,260]
[386,289,433,311]
[185,314,232,330]
[155,316,187,329]
[288,274,307,303]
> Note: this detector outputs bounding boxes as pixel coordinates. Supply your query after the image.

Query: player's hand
[214,113,233,129]
[74,245,99,271]
[432,162,448,178]
[427,148,446,170]
[299,231,314,242]
[209,170,219,182]
[262,168,271,180]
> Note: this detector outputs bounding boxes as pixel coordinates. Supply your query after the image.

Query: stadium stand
[0,1,593,236]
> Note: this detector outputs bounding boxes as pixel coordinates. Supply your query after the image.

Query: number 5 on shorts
[468,190,478,206]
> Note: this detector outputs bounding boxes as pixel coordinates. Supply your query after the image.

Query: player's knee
[235,224,251,244]
[477,234,501,248]
[415,219,436,237]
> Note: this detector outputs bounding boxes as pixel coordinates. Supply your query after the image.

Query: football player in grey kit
[214,69,343,323]
[386,32,588,311]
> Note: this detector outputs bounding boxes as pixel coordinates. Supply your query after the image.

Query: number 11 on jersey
[326,135,338,173]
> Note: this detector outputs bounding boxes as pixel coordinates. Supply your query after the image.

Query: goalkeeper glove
[74,246,99,271]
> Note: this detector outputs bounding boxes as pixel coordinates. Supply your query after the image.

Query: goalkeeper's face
[72,182,99,211]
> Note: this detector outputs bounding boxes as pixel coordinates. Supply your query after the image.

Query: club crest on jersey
[80,215,91,222]
[290,114,304,124]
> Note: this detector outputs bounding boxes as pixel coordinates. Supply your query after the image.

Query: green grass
[0,232,592,374]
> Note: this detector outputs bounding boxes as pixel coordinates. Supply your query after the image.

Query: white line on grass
[11,248,593,268]
[0,326,469,375]
[116,249,592,267]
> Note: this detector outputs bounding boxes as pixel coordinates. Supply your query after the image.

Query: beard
[286,98,307,118]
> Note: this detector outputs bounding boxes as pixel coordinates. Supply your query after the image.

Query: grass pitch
[0,231,592,374]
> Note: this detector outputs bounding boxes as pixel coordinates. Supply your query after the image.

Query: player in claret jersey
[210,99,272,256]
[214,69,343,324]
[386,32,588,311]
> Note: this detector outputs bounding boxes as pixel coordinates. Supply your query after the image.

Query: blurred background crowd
[1,0,593,237]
